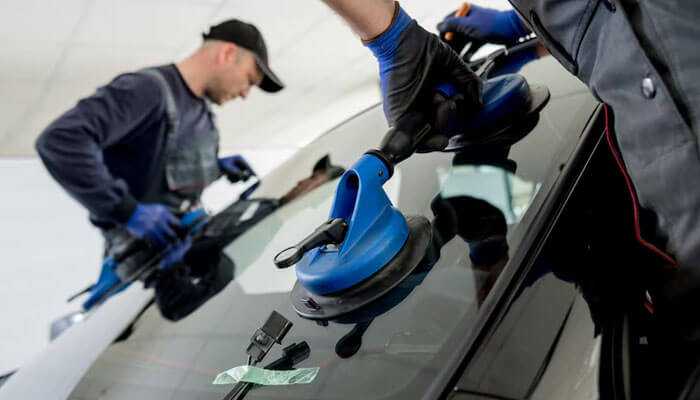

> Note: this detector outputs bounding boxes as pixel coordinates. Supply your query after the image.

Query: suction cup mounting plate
[443,83,551,152]
[290,215,432,320]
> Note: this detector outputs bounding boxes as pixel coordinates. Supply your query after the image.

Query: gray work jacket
[509,0,700,334]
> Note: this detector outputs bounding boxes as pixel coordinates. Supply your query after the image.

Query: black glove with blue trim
[365,2,482,155]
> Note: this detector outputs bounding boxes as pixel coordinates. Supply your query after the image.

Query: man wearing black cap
[36,19,284,263]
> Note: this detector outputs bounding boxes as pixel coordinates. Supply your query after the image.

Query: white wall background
[0,0,511,374]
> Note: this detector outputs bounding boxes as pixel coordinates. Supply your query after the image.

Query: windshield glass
[67,56,598,400]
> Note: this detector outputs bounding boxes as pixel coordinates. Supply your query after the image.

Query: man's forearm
[35,125,137,223]
[322,0,395,41]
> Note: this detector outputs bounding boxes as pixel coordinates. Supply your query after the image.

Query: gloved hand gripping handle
[377,81,468,165]
[378,113,433,165]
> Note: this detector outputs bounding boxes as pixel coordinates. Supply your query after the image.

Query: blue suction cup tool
[432,74,550,152]
[274,150,432,319]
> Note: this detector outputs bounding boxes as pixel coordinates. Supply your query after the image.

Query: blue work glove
[125,203,181,247]
[437,6,531,47]
[365,3,482,145]
[159,208,208,269]
[218,155,255,183]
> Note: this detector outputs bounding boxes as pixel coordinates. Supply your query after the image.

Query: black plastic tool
[245,311,293,365]
[221,312,296,400]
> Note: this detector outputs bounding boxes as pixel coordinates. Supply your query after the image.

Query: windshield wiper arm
[222,341,311,400]
[245,310,293,365]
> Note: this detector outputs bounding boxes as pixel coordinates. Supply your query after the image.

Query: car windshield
[67,56,598,400]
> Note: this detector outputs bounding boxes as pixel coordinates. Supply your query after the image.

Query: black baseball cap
[202,19,284,93]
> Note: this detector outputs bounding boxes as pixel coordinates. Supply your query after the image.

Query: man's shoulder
[108,65,173,94]
[96,65,177,112]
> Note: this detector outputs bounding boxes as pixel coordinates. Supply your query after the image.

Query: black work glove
[378,87,478,164]
[365,3,482,148]
[379,112,432,164]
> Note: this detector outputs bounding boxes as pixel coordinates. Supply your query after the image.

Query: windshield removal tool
[273,73,547,319]
[275,150,432,319]
[436,74,550,152]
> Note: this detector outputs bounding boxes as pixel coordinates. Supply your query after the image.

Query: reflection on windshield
[153,252,235,322]
[439,146,539,225]
[433,145,538,306]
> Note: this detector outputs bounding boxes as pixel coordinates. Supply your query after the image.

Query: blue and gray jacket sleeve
[35,73,162,224]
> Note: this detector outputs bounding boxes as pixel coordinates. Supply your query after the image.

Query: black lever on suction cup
[379,113,433,165]
[335,320,373,359]
[463,39,485,62]
[274,218,348,269]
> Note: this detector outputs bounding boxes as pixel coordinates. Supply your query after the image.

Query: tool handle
[113,238,148,263]
[444,2,471,41]
[274,218,348,268]
[378,115,433,165]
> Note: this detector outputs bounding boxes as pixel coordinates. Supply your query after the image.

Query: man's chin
[204,93,227,105]
[204,94,219,105]
[212,95,237,105]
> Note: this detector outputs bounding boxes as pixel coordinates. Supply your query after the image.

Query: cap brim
[253,55,284,93]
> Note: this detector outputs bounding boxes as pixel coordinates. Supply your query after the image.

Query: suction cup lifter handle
[274,218,348,269]
[379,113,433,165]
[378,81,467,165]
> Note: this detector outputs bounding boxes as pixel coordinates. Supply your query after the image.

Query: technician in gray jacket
[319,0,700,344]
[438,1,700,343]
[36,20,284,258]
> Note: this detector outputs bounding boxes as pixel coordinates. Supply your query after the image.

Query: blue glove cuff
[364,5,412,64]
[435,82,459,98]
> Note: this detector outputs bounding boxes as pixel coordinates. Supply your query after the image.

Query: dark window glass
[69,56,599,400]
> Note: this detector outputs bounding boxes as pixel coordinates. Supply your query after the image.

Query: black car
[1,45,697,400]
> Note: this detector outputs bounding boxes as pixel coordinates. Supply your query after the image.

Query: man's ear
[219,42,238,65]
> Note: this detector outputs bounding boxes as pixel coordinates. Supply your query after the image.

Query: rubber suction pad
[291,215,432,320]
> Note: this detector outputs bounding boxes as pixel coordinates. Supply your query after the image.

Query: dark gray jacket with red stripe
[510,0,700,338]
